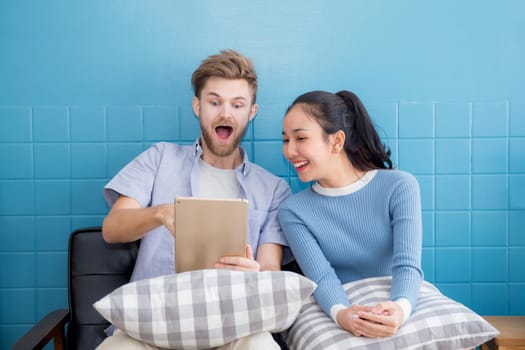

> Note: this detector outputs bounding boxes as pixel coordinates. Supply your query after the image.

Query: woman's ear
[331,130,346,153]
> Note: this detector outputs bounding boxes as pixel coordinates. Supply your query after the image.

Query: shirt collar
[193,138,250,176]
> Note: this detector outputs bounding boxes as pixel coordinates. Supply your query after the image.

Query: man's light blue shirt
[104,140,292,282]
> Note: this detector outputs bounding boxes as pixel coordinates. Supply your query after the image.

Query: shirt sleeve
[256,177,292,247]
[330,304,347,326]
[103,143,162,208]
[395,297,412,324]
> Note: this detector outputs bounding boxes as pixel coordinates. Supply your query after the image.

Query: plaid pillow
[94,269,316,349]
[283,276,498,350]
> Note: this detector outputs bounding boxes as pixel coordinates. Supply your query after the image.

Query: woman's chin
[297,173,313,183]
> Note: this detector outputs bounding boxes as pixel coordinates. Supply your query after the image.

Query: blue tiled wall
[1,1,524,348]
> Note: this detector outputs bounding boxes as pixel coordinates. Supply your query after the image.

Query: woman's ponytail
[335,90,393,170]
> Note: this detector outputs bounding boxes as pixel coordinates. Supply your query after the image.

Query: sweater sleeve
[389,172,424,311]
[278,203,350,317]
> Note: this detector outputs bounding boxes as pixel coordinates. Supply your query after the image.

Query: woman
[278,90,423,338]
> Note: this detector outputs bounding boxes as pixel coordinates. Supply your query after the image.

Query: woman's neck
[318,156,365,188]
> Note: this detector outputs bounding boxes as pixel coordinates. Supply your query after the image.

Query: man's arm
[102,195,174,243]
[256,243,283,271]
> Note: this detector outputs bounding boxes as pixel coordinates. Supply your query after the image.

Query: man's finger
[245,243,254,260]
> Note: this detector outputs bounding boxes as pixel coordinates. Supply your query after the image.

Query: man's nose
[220,104,233,118]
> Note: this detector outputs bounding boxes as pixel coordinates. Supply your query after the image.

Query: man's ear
[331,130,346,154]
[249,103,259,121]
[192,96,200,118]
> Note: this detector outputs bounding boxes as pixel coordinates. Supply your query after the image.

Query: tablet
[174,196,248,273]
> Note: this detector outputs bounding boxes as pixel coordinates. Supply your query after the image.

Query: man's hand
[157,203,175,237]
[102,195,175,243]
[214,244,260,272]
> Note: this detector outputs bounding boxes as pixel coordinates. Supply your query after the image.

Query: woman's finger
[355,317,398,337]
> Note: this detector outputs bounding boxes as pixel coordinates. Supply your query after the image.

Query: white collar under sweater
[312,170,377,196]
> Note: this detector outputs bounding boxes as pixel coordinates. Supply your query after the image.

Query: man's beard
[200,122,249,157]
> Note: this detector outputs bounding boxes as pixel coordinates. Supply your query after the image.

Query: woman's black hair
[286,90,392,170]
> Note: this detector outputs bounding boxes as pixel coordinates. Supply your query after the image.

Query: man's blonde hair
[191,49,258,103]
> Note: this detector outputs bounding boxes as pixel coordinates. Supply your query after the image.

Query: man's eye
[282,139,289,143]
[210,101,219,106]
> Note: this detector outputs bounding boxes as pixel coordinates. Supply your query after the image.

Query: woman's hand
[214,244,260,272]
[351,300,404,337]
[336,305,374,336]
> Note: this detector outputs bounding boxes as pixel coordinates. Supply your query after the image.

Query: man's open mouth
[215,125,233,140]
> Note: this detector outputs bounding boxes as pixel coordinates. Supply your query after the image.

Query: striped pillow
[283,276,498,350]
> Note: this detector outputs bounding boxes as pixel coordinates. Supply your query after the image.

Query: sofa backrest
[67,227,139,350]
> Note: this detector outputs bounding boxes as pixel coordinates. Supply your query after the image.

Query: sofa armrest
[13,309,70,350]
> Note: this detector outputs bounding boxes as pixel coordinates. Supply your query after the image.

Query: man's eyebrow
[205,92,247,101]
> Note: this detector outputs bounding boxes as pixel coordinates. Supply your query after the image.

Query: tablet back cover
[175,197,248,273]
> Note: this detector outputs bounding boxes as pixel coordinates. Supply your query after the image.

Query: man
[97,50,291,349]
